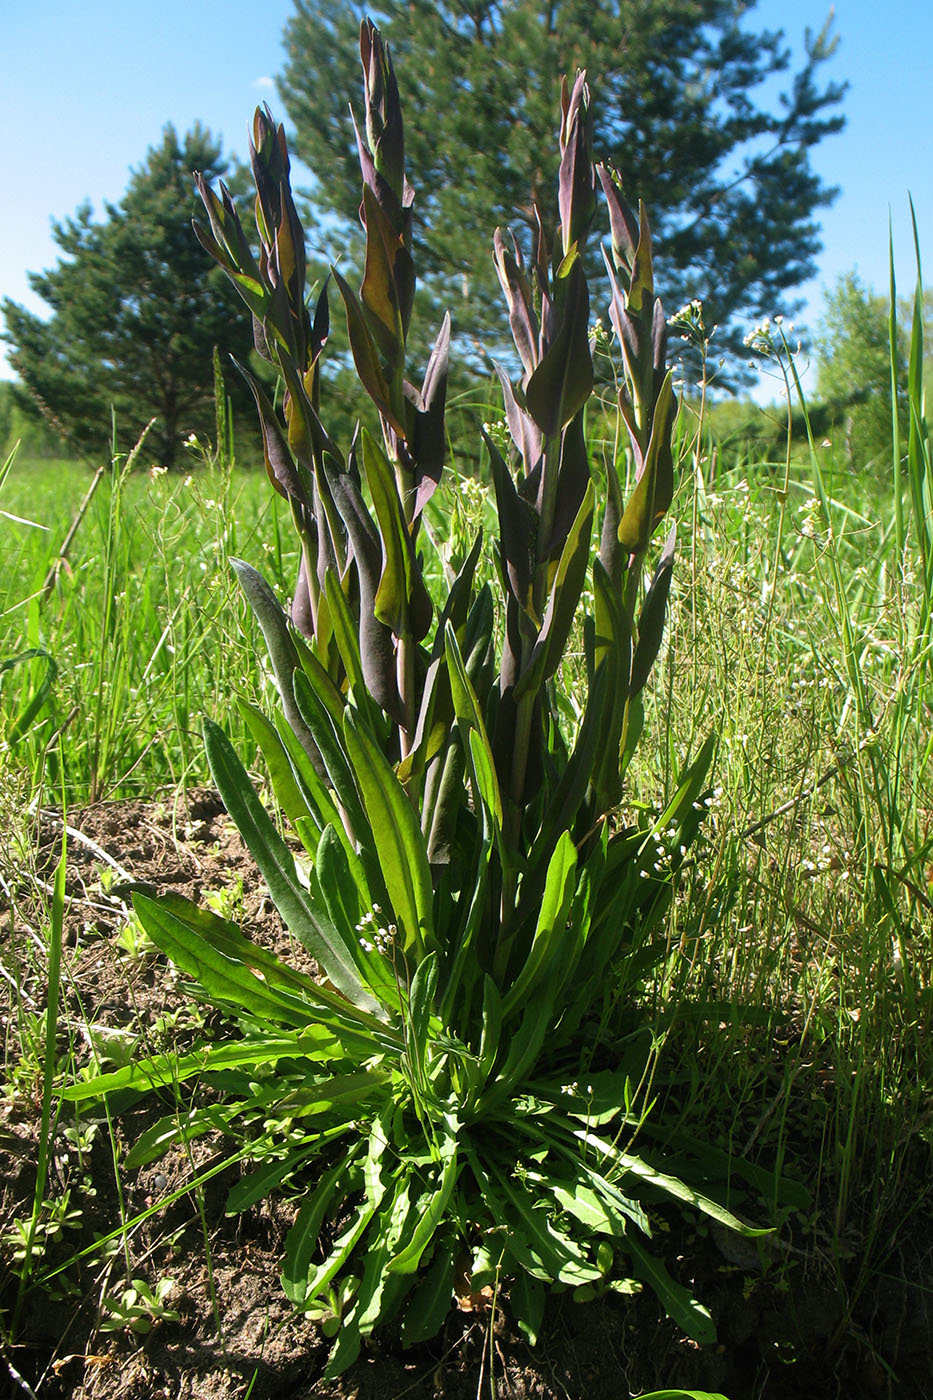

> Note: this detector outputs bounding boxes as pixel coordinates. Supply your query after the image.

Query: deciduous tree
[816,270,907,467]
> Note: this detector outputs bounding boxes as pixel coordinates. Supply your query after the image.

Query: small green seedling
[99,1276,180,1335]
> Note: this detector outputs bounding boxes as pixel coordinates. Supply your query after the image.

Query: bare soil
[1,792,931,1400]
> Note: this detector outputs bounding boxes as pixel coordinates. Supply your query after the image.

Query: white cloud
[251,76,275,90]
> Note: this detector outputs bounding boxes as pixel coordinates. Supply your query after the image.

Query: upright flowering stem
[195,31,681,988]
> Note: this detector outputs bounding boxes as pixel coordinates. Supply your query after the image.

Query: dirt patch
[2,794,931,1400]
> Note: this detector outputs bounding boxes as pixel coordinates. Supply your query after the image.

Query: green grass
[1,445,292,801]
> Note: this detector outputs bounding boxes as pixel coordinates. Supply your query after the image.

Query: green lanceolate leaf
[301,1194,377,1306]
[633,1390,731,1400]
[501,832,577,1019]
[496,1171,601,1287]
[476,975,502,1088]
[203,718,385,1018]
[291,627,346,725]
[407,952,439,1066]
[623,1235,715,1345]
[237,698,312,827]
[226,1142,324,1215]
[330,1188,412,1372]
[130,891,394,1053]
[360,426,432,641]
[400,1237,455,1346]
[281,1153,363,1305]
[292,669,373,847]
[521,657,610,898]
[509,1269,545,1345]
[231,559,323,776]
[544,1174,632,1239]
[573,1128,767,1238]
[344,710,436,958]
[654,732,717,844]
[514,480,594,702]
[617,370,676,554]
[630,524,676,697]
[274,710,343,843]
[444,621,503,828]
[124,1103,236,1170]
[314,825,401,1012]
[63,1026,342,1103]
[388,1140,459,1274]
[322,565,366,695]
[476,977,559,1114]
[130,893,317,1028]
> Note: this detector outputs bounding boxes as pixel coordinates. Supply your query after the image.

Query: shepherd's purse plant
[66,21,762,1375]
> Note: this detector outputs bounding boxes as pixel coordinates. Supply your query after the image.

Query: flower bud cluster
[356,905,397,955]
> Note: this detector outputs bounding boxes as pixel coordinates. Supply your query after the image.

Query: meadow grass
[0,308,930,1377]
[1,443,289,802]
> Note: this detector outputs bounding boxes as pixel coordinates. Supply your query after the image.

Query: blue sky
[2,0,929,398]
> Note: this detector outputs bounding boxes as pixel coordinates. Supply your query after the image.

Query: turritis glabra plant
[67,22,761,1374]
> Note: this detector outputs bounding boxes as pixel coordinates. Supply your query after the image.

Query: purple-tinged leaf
[252,313,272,364]
[493,363,543,473]
[596,165,639,281]
[276,352,341,475]
[485,429,535,617]
[359,183,407,371]
[532,206,550,299]
[359,20,407,219]
[432,531,484,653]
[591,557,632,806]
[230,559,325,780]
[544,410,590,561]
[493,230,539,379]
[332,267,405,435]
[651,297,669,394]
[192,179,267,320]
[525,257,593,439]
[350,107,411,238]
[627,201,654,315]
[558,72,596,257]
[325,454,404,725]
[250,106,290,222]
[410,312,451,516]
[232,357,312,508]
[598,452,626,589]
[360,427,433,643]
[292,550,316,639]
[311,280,330,361]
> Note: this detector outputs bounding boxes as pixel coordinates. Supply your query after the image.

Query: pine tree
[278,0,846,376]
[2,125,254,466]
